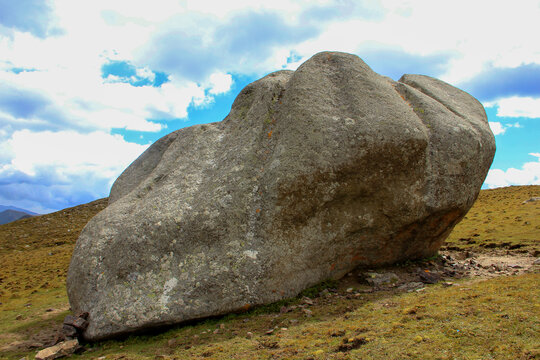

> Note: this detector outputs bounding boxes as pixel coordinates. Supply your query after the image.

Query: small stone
[246,332,253,339]
[346,287,354,293]
[62,324,77,338]
[364,272,399,287]
[419,271,440,284]
[302,308,313,317]
[15,314,23,320]
[398,282,424,291]
[265,328,274,335]
[35,339,80,360]
[213,329,219,334]
[219,323,225,329]
[64,315,89,330]
[302,297,314,305]
[73,317,89,330]
[532,258,540,265]
[63,315,76,325]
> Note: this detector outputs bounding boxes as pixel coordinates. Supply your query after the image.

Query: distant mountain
[0,205,39,216]
[0,209,35,225]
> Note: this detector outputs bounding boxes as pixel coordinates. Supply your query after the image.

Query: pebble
[302,297,314,305]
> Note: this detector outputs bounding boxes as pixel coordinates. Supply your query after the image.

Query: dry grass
[0,198,107,300]
[445,185,540,254]
[0,187,539,360]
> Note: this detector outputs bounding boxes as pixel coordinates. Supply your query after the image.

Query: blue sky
[0,0,539,213]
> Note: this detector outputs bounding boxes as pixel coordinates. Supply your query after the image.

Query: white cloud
[208,72,233,95]
[487,97,540,119]
[135,67,156,82]
[484,153,540,188]
[0,0,229,137]
[488,121,522,136]
[489,122,506,136]
[0,61,211,133]
[0,129,149,212]
[4,129,148,177]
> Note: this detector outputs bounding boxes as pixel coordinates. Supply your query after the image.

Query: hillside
[0,205,38,216]
[0,198,108,299]
[0,210,34,225]
[0,187,538,360]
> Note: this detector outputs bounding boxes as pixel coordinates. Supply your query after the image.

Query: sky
[0,0,539,214]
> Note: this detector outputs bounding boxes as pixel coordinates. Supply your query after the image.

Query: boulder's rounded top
[299,51,373,73]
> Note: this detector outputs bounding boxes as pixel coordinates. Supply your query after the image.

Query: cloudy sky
[1,0,539,213]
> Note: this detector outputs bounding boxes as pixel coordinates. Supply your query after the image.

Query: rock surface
[35,339,79,360]
[67,51,495,340]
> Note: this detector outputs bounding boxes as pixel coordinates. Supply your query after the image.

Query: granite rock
[67,51,495,340]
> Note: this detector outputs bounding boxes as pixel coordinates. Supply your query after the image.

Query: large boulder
[67,51,495,340]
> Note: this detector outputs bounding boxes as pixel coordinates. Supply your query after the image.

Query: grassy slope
[0,187,538,360]
[0,199,108,352]
[445,185,540,254]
